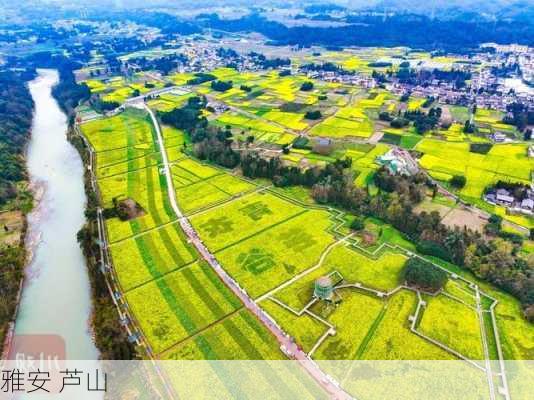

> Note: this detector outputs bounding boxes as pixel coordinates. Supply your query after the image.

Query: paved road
[144,103,353,399]
[475,286,496,400]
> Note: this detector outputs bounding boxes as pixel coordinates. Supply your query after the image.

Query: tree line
[0,69,35,346]
[0,70,35,206]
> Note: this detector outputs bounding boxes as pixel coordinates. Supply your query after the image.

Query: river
[14,69,99,360]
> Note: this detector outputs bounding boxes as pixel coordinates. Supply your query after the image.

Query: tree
[300,81,314,91]
[211,80,233,92]
[403,257,448,292]
[305,110,322,120]
[450,175,466,189]
[350,217,365,231]
[463,120,475,133]
[390,118,409,128]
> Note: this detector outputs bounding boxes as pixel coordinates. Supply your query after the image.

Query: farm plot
[170,158,222,187]
[309,96,377,139]
[407,98,426,111]
[109,221,197,292]
[438,123,468,142]
[81,109,155,152]
[380,129,422,150]
[274,245,407,311]
[257,74,312,103]
[361,290,454,360]
[125,261,243,355]
[443,281,477,308]
[161,309,285,360]
[161,355,326,400]
[95,142,158,168]
[168,72,194,86]
[171,163,201,185]
[175,180,232,214]
[100,165,176,242]
[172,161,257,214]
[103,86,135,103]
[260,299,326,353]
[175,158,221,179]
[416,139,533,201]
[449,105,470,122]
[162,125,188,162]
[96,151,162,178]
[260,110,308,131]
[190,192,304,251]
[216,210,336,298]
[209,174,257,195]
[85,79,107,93]
[351,143,389,170]
[216,112,285,134]
[147,92,193,112]
[490,291,534,360]
[309,116,374,139]
[313,290,385,360]
[418,295,484,360]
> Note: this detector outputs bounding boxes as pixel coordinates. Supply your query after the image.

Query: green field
[314,290,385,360]
[274,245,407,311]
[82,109,155,152]
[126,261,243,354]
[190,192,304,251]
[261,299,326,353]
[416,139,533,208]
[109,221,197,291]
[216,209,336,298]
[419,295,484,360]
[362,290,453,359]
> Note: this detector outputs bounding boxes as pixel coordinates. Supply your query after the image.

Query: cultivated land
[80,110,287,363]
[78,61,533,399]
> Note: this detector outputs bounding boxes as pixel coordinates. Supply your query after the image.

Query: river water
[14,69,99,360]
